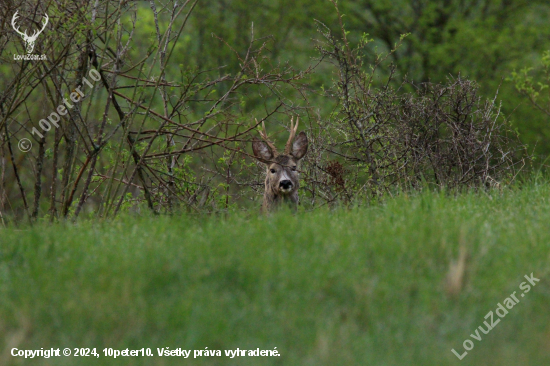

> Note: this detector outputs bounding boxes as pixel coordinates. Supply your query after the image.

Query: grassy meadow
[1,183,549,366]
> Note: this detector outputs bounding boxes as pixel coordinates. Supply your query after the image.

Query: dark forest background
[1,0,550,222]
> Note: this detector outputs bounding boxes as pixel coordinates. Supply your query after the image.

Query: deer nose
[280,180,293,190]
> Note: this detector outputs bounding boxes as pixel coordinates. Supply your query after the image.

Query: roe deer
[252,117,308,212]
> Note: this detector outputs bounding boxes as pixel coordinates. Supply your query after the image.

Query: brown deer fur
[252,117,308,212]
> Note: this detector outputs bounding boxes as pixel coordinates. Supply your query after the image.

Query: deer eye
[291,166,297,171]
[270,169,276,174]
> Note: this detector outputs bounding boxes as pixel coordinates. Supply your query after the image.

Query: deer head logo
[11,11,49,54]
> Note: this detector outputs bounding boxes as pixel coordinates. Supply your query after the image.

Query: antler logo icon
[11,11,49,54]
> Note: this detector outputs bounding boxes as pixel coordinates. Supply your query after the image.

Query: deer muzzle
[279,179,293,192]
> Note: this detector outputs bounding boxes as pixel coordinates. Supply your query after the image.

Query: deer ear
[291,131,308,160]
[252,140,274,163]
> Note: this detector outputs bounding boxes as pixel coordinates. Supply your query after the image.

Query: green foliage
[3,0,550,219]
[154,0,550,153]
[510,50,550,112]
[1,184,550,364]
[509,49,550,152]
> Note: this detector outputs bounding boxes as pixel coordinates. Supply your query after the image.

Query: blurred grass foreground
[1,183,550,366]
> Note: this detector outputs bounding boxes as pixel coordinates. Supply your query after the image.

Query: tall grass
[1,184,549,365]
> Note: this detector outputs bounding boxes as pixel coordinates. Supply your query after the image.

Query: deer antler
[11,11,28,38]
[28,13,48,40]
[256,118,279,156]
[284,116,299,154]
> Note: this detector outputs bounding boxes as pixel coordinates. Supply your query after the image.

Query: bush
[300,18,528,207]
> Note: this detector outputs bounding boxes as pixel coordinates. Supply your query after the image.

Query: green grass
[1,184,549,365]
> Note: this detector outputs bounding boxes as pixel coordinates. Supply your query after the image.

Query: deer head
[12,11,49,54]
[252,117,308,212]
